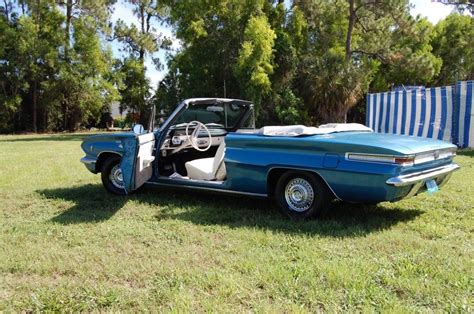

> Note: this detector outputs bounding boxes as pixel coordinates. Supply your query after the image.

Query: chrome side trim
[146,181,268,198]
[267,167,342,200]
[80,157,96,165]
[345,152,415,165]
[160,177,225,185]
[386,163,460,186]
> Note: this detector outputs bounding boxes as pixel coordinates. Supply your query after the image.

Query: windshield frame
[159,98,254,133]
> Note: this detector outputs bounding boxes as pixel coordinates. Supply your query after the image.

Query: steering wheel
[185,121,212,152]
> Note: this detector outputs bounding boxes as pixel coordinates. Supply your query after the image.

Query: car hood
[312,132,457,155]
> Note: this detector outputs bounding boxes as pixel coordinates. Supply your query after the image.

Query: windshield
[171,102,249,129]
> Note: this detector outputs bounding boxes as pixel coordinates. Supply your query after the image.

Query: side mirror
[132,124,145,134]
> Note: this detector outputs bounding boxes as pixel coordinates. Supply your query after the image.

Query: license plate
[426,179,439,194]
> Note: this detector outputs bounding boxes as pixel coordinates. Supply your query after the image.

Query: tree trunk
[139,4,145,63]
[61,0,73,131]
[345,0,355,64]
[32,80,37,132]
[32,0,41,133]
[63,100,68,131]
[341,0,357,124]
[223,78,226,98]
[65,0,72,61]
[43,107,47,131]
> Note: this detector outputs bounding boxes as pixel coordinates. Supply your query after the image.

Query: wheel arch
[266,167,339,200]
[96,152,122,173]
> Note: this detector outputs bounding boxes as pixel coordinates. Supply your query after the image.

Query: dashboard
[160,127,227,153]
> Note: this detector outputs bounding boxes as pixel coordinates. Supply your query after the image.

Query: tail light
[394,156,415,166]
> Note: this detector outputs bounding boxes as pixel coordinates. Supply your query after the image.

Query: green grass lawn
[0,133,472,312]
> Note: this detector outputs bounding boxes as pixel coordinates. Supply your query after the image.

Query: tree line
[0,0,473,133]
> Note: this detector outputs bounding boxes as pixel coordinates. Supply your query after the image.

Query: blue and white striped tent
[456,80,474,148]
[366,80,474,148]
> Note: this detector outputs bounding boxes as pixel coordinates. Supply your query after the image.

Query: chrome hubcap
[285,178,314,212]
[109,164,124,189]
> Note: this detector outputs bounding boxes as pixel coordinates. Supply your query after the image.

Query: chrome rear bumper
[386,164,460,187]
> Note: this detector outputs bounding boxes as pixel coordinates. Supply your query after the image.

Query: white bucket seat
[185,140,226,181]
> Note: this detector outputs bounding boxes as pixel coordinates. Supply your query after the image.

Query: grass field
[0,133,472,312]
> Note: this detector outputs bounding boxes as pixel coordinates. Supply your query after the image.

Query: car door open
[120,132,156,193]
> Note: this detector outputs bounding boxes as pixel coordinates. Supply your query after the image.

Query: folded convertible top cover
[259,123,373,136]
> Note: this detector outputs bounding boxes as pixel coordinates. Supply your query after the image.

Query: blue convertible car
[81,98,459,218]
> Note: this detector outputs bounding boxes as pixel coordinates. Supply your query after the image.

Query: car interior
[157,101,252,182]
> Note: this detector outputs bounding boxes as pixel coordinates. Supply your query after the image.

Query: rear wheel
[275,171,331,219]
[101,156,127,195]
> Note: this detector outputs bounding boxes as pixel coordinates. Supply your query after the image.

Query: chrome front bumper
[80,157,96,165]
[80,157,97,173]
[386,163,460,187]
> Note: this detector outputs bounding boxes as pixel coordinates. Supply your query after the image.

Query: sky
[109,2,178,90]
[410,0,457,23]
[110,0,455,90]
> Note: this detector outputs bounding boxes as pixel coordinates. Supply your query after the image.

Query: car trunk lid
[318,132,456,155]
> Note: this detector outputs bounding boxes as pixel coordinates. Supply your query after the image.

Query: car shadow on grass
[457,149,474,157]
[145,187,423,237]
[39,184,128,224]
[39,184,423,237]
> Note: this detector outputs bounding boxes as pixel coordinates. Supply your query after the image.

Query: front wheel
[101,156,127,195]
[275,171,332,219]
